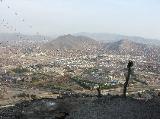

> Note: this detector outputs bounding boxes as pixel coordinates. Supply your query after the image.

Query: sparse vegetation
[16,92,30,98]
[12,67,29,74]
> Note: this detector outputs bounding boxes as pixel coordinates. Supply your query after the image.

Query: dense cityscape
[0,34,160,104]
[0,0,160,118]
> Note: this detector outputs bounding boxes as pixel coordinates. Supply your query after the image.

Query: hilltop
[43,34,99,50]
[104,39,147,52]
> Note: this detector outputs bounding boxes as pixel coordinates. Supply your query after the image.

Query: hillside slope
[43,34,99,50]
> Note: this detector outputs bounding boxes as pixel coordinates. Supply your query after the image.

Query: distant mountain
[74,32,160,46]
[0,33,52,46]
[103,39,160,57]
[104,39,145,51]
[43,34,99,50]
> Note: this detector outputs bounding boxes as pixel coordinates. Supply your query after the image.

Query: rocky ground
[0,94,160,119]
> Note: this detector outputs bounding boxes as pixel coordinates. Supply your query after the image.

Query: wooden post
[123,61,133,98]
[97,85,102,98]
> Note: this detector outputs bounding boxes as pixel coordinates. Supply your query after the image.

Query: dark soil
[0,95,160,119]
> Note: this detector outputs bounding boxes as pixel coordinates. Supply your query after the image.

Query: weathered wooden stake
[123,60,133,98]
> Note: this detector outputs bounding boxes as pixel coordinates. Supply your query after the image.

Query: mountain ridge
[74,32,160,46]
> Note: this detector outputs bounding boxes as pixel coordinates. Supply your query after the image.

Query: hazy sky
[0,0,160,39]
